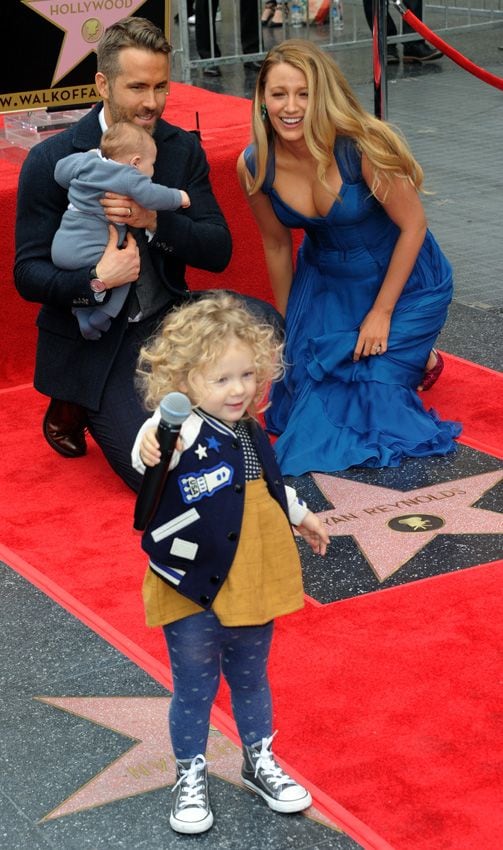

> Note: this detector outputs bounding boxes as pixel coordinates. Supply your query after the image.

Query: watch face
[90,278,106,293]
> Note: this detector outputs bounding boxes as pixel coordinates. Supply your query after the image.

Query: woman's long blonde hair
[248,39,424,197]
[136,292,284,417]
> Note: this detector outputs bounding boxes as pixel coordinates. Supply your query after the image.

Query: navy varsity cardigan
[132,409,307,609]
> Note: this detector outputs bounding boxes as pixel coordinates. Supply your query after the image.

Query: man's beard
[107,92,158,135]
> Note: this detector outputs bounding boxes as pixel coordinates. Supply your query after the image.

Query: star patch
[206,436,222,453]
[194,443,208,460]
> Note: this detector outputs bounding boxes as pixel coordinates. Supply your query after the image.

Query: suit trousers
[362,0,423,38]
[195,0,259,59]
[85,311,164,493]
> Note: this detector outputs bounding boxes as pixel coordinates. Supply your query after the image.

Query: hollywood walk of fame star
[36,696,334,829]
[24,0,148,86]
[309,469,503,581]
[194,443,208,460]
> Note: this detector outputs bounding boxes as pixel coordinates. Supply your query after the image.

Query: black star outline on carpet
[35,696,335,831]
[309,469,503,580]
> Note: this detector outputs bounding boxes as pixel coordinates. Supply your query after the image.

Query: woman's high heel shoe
[268,3,288,27]
[419,349,444,391]
[261,1,277,25]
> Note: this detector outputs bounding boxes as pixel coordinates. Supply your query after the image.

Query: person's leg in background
[261,0,277,26]
[240,0,262,70]
[362,0,443,63]
[195,0,222,75]
[362,0,398,62]
[174,0,195,23]
[269,1,289,27]
[85,317,162,493]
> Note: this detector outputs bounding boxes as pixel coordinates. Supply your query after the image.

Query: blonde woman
[237,39,460,476]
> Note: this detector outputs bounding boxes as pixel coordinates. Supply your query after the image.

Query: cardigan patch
[149,559,186,586]
[151,507,201,543]
[170,537,198,561]
[179,461,234,504]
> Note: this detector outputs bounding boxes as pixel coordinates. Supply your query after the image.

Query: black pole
[372,0,388,119]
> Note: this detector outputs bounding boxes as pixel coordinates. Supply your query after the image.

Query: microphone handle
[133,419,181,531]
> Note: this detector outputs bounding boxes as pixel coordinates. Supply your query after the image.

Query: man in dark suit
[14,16,268,492]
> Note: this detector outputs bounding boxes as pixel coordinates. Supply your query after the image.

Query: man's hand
[101,192,157,232]
[95,226,140,289]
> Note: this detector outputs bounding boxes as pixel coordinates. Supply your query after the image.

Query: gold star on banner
[310,469,503,580]
[36,697,334,830]
[23,0,148,86]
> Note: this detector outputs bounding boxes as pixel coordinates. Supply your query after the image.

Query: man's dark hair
[97,17,171,80]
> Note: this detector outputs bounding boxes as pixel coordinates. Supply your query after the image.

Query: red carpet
[1,354,502,850]
[423,354,503,459]
[2,83,502,850]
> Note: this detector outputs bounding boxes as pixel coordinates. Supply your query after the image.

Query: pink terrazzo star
[310,470,503,581]
[37,696,334,829]
[25,0,149,86]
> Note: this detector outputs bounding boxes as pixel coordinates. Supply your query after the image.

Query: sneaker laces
[172,754,208,809]
[253,733,296,790]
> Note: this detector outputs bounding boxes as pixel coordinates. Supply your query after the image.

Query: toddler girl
[132,292,329,834]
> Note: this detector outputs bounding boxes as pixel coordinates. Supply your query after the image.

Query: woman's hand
[295,510,330,556]
[353,308,391,361]
[100,192,157,232]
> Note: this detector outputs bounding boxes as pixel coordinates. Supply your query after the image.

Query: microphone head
[159,392,192,426]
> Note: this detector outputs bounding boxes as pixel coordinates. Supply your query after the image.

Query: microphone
[133,391,192,531]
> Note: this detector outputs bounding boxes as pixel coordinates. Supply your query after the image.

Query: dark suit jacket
[14,105,232,409]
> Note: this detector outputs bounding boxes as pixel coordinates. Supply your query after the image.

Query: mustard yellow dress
[142,477,305,628]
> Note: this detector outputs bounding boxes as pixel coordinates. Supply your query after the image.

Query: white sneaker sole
[242,777,312,813]
[169,810,214,834]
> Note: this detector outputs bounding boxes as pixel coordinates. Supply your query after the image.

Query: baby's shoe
[242,733,312,813]
[88,310,112,333]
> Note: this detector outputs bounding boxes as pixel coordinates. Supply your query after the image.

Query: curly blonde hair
[137,292,284,417]
[248,38,424,198]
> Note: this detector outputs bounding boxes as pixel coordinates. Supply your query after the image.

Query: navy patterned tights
[163,610,274,760]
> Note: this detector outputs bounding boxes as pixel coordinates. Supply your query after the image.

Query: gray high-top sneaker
[170,754,214,834]
[242,733,312,813]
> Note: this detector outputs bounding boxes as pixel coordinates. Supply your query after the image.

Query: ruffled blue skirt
[266,232,461,475]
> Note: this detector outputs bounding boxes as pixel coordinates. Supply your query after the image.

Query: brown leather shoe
[42,398,88,458]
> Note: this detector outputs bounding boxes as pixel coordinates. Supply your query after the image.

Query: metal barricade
[170,0,503,84]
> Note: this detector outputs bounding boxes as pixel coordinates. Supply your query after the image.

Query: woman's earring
[260,103,268,121]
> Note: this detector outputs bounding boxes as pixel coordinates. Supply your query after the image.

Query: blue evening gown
[244,138,461,476]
